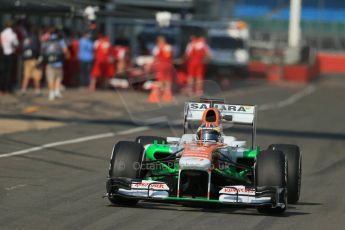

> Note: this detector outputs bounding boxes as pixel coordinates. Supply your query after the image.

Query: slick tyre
[107,141,144,206]
[135,136,166,146]
[255,149,287,214]
[269,144,302,204]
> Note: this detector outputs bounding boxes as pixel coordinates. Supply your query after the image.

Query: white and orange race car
[105,98,302,214]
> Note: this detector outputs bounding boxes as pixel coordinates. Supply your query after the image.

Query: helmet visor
[200,130,220,142]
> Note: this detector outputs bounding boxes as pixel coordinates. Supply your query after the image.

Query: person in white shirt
[0,21,19,94]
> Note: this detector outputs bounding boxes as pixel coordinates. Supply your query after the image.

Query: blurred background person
[89,34,114,91]
[0,20,19,94]
[65,32,80,87]
[78,32,93,87]
[185,34,210,97]
[151,36,173,102]
[113,43,129,76]
[40,26,51,43]
[20,26,41,95]
[41,28,69,100]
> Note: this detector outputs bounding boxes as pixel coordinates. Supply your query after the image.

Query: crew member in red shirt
[89,35,114,91]
[152,36,173,102]
[185,34,210,96]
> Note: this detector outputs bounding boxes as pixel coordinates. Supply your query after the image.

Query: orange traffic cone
[163,89,173,102]
[267,65,282,82]
[148,84,160,103]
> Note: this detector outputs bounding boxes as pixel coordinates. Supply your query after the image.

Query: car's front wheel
[269,144,302,204]
[255,149,287,214]
[107,141,144,206]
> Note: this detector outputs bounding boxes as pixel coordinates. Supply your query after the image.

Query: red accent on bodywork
[182,143,224,160]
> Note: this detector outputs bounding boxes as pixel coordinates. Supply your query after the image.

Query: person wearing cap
[41,28,70,100]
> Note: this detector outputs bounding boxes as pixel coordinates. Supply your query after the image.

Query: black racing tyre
[269,144,302,204]
[107,141,144,206]
[135,136,166,146]
[255,149,287,214]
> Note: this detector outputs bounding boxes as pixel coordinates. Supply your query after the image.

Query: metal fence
[245,18,345,52]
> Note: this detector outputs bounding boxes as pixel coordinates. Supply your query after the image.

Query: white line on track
[144,116,168,124]
[258,84,317,111]
[5,184,27,191]
[116,126,149,135]
[0,132,115,158]
[0,126,150,159]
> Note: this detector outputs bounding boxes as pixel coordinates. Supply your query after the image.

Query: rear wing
[184,102,256,125]
[183,101,257,148]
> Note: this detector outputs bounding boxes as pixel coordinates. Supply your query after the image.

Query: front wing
[105,178,286,209]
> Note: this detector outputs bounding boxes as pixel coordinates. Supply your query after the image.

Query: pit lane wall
[249,52,345,83]
[316,52,345,74]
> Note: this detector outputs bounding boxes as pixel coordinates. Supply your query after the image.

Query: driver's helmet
[196,108,223,142]
[196,124,222,142]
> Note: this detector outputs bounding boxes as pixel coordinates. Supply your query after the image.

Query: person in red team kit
[185,34,211,96]
[150,36,173,102]
[89,35,115,91]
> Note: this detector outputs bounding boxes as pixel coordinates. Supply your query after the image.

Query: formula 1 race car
[105,98,302,214]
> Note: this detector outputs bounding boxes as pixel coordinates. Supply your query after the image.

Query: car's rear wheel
[269,144,301,204]
[255,149,287,214]
[135,136,166,146]
[107,141,144,206]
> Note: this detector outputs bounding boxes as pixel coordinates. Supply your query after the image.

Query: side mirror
[223,115,233,121]
[166,137,181,143]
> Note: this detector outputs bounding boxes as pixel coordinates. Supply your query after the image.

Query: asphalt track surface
[1,75,345,230]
